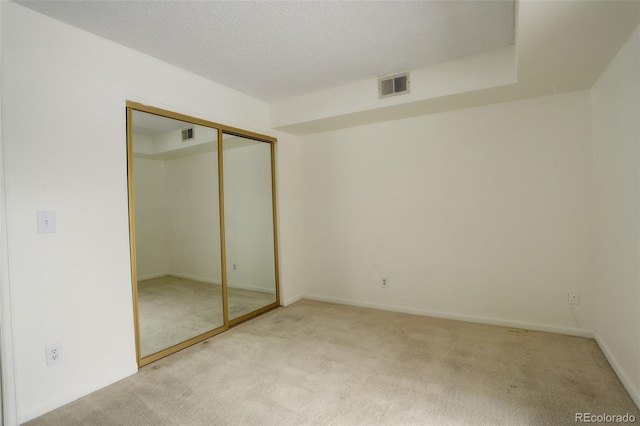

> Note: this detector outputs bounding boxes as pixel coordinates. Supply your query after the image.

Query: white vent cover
[181,127,195,142]
[378,72,410,99]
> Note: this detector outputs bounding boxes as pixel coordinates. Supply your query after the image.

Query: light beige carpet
[27,300,639,425]
[138,276,275,357]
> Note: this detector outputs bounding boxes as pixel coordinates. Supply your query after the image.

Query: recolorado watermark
[575,412,636,423]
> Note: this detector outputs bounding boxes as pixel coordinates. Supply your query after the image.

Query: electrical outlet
[46,343,62,366]
[568,291,580,305]
[381,278,390,288]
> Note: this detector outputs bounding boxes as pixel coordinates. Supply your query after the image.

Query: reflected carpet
[138,276,275,357]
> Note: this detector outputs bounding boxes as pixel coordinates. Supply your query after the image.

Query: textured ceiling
[16,1,515,102]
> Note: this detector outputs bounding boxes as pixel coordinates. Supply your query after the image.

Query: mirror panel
[222,133,277,321]
[131,110,224,359]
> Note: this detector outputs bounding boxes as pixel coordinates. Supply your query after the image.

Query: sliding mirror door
[128,103,280,366]
[222,133,279,323]
[129,109,225,364]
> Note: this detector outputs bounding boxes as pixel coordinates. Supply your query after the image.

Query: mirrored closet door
[127,103,280,366]
[222,133,278,323]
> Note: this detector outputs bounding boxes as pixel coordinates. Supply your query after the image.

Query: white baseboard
[301,294,595,338]
[227,281,276,294]
[594,333,640,409]
[282,294,304,307]
[19,364,138,424]
[146,272,275,294]
[168,272,221,285]
[137,272,170,281]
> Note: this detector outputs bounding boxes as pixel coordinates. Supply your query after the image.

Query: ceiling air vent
[181,127,195,142]
[378,72,410,99]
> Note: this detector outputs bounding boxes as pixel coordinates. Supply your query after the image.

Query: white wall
[134,151,224,284]
[272,131,306,305]
[166,151,221,282]
[133,157,169,279]
[299,90,595,336]
[224,143,276,293]
[0,2,19,424]
[592,24,640,407]
[0,2,277,423]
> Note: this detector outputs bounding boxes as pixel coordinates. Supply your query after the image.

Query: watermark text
[575,413,636,423]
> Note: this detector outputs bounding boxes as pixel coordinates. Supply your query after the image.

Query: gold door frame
[126,101,280,367]
[221,131,281,327]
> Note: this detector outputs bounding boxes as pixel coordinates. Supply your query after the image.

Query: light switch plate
[37,211,56,234]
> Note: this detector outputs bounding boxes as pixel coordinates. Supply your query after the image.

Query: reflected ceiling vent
[181,127,195,142]
[378,72,410,99]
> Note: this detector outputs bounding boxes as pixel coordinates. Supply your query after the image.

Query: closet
[126,102,279,366]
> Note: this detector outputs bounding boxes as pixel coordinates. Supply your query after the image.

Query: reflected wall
[223,134,277,321]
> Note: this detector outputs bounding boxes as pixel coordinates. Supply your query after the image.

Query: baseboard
[148,272,275,294]
[227,281,276,294]
[168,272,220,285]
[137,272,170,281]
[302,294,595,338]
[282,294,304,307]
[594,333,640,409]
[19,364,138,424]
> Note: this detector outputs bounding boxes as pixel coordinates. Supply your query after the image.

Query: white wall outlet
[46,343,62,366]
[37,211,56,234]
[381,278,390,288]
[568,291,580,305]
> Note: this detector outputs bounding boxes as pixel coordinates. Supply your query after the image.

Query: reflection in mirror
[131,110,224,358]
[223,133,277,321]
